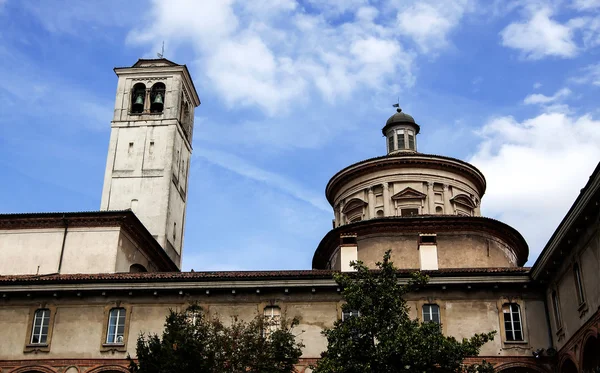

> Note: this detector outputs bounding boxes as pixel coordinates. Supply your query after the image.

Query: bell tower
[100,59,200,268]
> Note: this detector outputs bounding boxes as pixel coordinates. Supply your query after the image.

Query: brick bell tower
[100,59,201,268]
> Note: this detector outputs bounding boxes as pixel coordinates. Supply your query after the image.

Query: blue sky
[1,0,599,271]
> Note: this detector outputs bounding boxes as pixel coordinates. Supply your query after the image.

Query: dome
[382,108,420,135]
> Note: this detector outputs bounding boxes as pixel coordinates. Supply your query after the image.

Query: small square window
[401,208,419,217]
[422,304,440,324]
[419,235,436,244]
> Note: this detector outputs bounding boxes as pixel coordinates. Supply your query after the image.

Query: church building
[0,59,598,373]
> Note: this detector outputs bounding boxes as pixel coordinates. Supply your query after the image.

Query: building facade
[0,59,598,373]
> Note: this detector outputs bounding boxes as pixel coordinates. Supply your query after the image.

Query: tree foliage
[129,304,303,373]
[313,251,496,373]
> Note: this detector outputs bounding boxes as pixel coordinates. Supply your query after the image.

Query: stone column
[334,206,340,227]
[367,188,375,219]
[427,182,435,214]
[443,184,453,215]
[383,182,391,216]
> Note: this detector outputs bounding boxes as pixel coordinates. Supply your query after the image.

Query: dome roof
[382,108,420,135]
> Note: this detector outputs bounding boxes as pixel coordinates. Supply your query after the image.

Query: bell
[153,92,163,105]
[132,93,144,112]
[151,92,164,113]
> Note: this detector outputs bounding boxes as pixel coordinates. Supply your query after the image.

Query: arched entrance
[582,336,600,372]
[561,358,578,373]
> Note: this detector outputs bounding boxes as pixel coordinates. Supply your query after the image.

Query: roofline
[325,153,487,205]
[312,215,529,269]
[531,162,600,279]
[0,268,531,292]
[0,210,179,272]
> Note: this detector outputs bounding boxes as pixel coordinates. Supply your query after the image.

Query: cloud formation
[523,87,571,105]
[470,109,600,262]
[127,0,474,115]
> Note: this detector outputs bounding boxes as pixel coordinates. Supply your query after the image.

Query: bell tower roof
[381,108,420,136]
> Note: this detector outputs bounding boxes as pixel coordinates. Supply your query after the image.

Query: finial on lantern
[392,97,401,112]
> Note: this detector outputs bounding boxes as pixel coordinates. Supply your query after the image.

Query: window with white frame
[422,304,440,324]
[263,306,281,337]
[106,308,126,344]
[573,263,585,305]
[30,308,50,344]
[502,303,523,341]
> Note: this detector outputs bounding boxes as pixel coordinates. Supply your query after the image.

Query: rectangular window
[388,136,394,152]
[502,303,523,341]
[408,131,415,150]
[30,309,50,344]
[342,309,360,321]
[263,306,281,337]
[552,291,562,328]
[106,308,126,344]
[397,130,406,149]
[401,208,419,217]
[422,304,440,324]
[419,234,437,244]
[574,263,585,305]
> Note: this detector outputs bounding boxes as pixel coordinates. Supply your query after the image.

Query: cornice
[325,153,487,205]
[312,215,529,269]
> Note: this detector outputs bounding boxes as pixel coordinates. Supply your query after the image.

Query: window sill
[101,343,127,352]
[24,344,50,353]
[503,340,528,345]
[578,302,588,317]
[128,112,164,116]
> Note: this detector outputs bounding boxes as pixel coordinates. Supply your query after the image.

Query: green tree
[313,251,496,373]
[129,304,303,373]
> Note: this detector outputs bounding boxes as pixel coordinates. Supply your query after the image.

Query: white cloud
[397,0,474,53]
[127,0,473,116]
[533,82,542,89]
[523,87,571,105]
[573,0,600,10]
[571,63,600,86]
[470,110,600,262]
[500,7,578,60]
[195,148,330,212]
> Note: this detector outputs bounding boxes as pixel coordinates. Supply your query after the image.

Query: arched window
[502,303,523,341]
[435,206,443,214]
[150,83,165,113]
[106,308,126,344]
[131,83,146,114]
[30,308,50,344]
[129,264,147,273]
[263,306,281,337]
[422,304,440,324]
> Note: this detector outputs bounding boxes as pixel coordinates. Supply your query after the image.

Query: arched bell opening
[582,335,600,372]
[150,82,165,113]
[131,83,146,114]
[497,368,539,373]
[560,358,578,373]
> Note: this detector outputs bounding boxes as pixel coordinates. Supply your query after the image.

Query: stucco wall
[546,214,600,351]
[0,289,550,362]
[356,232,517,270]
[0,227,160,275]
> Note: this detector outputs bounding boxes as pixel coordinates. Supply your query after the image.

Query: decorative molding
[391,187,427,200]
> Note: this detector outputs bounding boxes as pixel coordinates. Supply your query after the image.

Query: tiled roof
[0,267,530,285]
